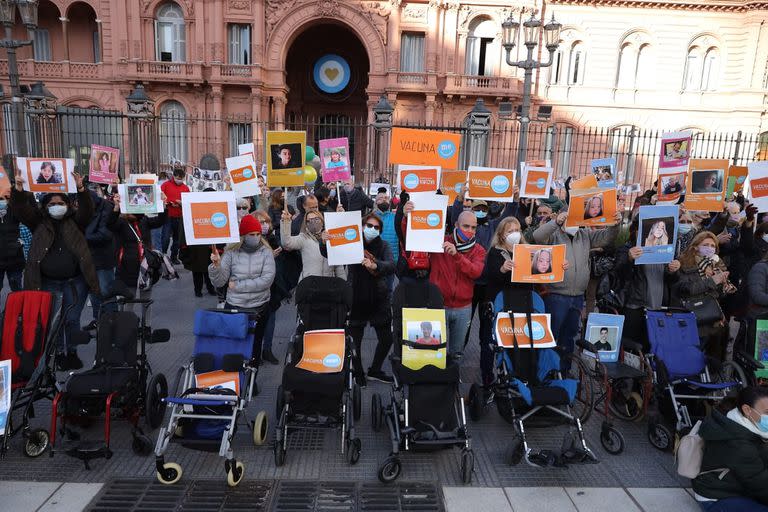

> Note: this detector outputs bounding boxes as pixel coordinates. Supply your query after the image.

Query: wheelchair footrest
[64,442,113,470]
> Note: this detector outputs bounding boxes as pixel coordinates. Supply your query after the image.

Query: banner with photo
[591,157,617,188]
[16,157,77,194]
[388,127,461,169]
[89,144,120,185]
[128,173,158,185]
[265,130,306,187]
[296,329,346,374]
[749,161,768,212]
[685,159,728,212]
[466,166,516,202]
[398,165,441,195]
[754,319,768,380]
[657,168,687,204]
[181,191,239,245]
[511,244,565,283]
[659,131,692,169]
[440,170,467,204]
[324,211,364,266]
[583,313,625,363]
[226,154,261,198]
[186,170,227,192]
[406,193,449,253]
[494,313,555,349]
[118,184,163,215]
[319,137,352,183]
[566,187,618,228]
[0,359,9,432]
[520,165,553,199]
[401,308,447,370]
[636,205,678,265]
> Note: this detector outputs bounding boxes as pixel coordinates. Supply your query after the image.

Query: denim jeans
[42,276,89,354]
[151,226,163,252]
[544,293,585,357]
[445,305,472,356]
[699,497,768,511]
[0,268,23,293]
[161,217,181,260]
[90,268,116,321]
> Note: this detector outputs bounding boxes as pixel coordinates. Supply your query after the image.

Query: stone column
[387,1,401,71]
[425,2,438,73]
[425,95,436,125]
[211,86,223,159]
[59,17,69,61]
[95,19,103,62]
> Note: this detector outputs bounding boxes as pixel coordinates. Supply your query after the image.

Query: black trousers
[349,322,392,373]
[192,271,214,294]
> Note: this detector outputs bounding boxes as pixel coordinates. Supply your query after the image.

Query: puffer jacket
[692,409,768,504]
[374,209,399,265]
[748,260,768,317]
[208,243,275,309]
[532,219,619,297]
[428,235,486,308]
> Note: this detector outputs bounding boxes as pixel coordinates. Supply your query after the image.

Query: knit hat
[239,214,261,235]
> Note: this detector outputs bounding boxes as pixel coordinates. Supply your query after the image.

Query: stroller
[50,292,169,468]
[645,309,747,451]
[154,309,267,487]
[468,290,597,467]
[274,276,361,467]
[371,279,474,484]
[0,291,66,458]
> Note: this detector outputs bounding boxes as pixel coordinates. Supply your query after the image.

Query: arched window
[616,43,635,88]
[757,131,768,161]
[683,46,703,90]
[635,44,652,88]
[701,48,719,91]
[684,43,720,91]
[155,2,186,62]
[548,48,564,85]
[465,18,498,77]
[567,42,585,85]
[159,101,187,164]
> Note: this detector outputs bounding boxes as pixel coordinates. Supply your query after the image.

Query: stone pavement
[0,268,699,511]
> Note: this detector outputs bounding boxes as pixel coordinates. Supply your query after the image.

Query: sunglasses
[237,206,249,211]
[364,223,381,231]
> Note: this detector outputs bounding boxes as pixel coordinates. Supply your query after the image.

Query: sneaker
[262,349,279,365]
[366,369,393,383]
[82,320,98,331]
[194,290,203,297]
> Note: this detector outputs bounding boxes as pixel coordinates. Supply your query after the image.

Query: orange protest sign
[190,202,231,239]
[685,159,728,212]
[520,167,553,199]
[388,127,461,169]
[752,176,768,200]
[295,329,345,374]
[229,164,255,184]
[657,170,687,203]
[566,188,618,228]
[494,313,555,349]
[511,244,566,284]
[195,370,239,394]
[571,175,598,190]
[327,225,361,247]
[441,170,467,204]
[0,166,10,197]
[398,166,440,194]
[410,210,444,230]
[728,165,748,193]
[467,167,516,202]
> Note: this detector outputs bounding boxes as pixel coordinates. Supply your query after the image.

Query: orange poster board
[566,188,618,228]
[195,370,239,394]
[398,165,441,194]
[440,170,467,204]
[520,167,553,199]
[0,166,10,197]
[181,191,240,245]
[494,313,556,349]
[728,165,748,194]
[466,166,516,202]
[388,127,461,169]
[657,169,687,204]
[571,175,598,191]
[685,159,728,212]
[327,225,361,247]
[17,157,75,194]
[511,244,566,284]
[410,210,444,230]
[295,329,346,374]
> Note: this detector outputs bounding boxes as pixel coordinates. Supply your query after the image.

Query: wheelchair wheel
[377,456,401,484]
[157,462,182,485]
[253,411,268,446]
[131,433,153,456]
[371,393,383,432]
[225,460,245,487]
[23,429,49,458]
[146,373,168,429]
[648,422,673,451]
[468,384,484,422]
[717,361,748,388]
[353,383,361,421]
[346,438,361,465]
[565,354,594,424]
[460,448,474,484]
[608,390,644,422]
[600,424,624,455]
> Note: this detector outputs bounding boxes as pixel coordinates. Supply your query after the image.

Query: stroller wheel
[346,438,362,465]
[131,434,153,456]
[353,383,362,421]
[608,390,644,422]
[508,436,524,465]
[468,384,484,422]
[253,411,268,446]
[600,425,625,455]
[274,440,286,467]
[226,461,245,487]
[23,429,49,458]
[371,393,383,432]
[460,449,474,484]
[146,373,168,429]
[157,462,182,485]
[648,422,673,451]
[377,456,401,484]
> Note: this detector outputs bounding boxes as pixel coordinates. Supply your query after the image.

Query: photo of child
[661,174,685,196]
[324,147,347,169]
[127,185,154,206]
[641,217,674,247]
[406,320,442,345]
[583,195,604,220]
[691,169,723,194]
[664,140,688,162]
[589,326,618,352]
[271,143,302,170]
[531,248,553,275]
[36,161,61,184]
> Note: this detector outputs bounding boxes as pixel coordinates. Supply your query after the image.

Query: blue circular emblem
[242,167,253,179]
[523,321,546,341]
[426,213,440,227]
[211,212,227,229]
[403,173,419,190]
[437,140,456,159]
[323,354,341,368]
[491,175,510,194]
[536,178,546,189]
[454,182,463,193]
[344,228,357,241]
[313,54,351,94]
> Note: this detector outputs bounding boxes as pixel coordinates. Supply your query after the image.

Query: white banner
[406,193,449,253]
[181,191,239,245]
[16,158,77,194]
[225,154,261,198]
[324,211,364,266]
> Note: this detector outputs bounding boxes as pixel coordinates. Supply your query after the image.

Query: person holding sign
[339,177,373,213]
[281,210,346,281]
[160,167,190,265]
[208,215,276,359]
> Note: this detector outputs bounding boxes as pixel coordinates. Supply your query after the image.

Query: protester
[267,188,294,238]
[160,167,190,264]
[374,191,398,292]
[523,202,556,243]
[338,177,373,212]
[291,194,320,236]
[179,189,217,298]
[11,170,96,371]
[0,191,26,294]
[254,210,288,365]
[83,183,116,330]
[280,209,346,281]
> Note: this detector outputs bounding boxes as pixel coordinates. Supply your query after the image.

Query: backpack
[675,420,729,480]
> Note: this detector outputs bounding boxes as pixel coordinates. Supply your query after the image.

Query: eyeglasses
[364,223,381,231]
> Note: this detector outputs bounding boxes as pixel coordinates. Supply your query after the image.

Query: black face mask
[377,202,390,212]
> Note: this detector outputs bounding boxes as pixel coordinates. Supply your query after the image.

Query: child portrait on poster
[664,140,688,161]
[128,186,153,206]
[531,248,553,275]
[583,194,603,220]
[591,326,614,351]
[692,169,723,194]
[662,174,684,196]
[407,320,442,345]
[643,219,670,247]
[272,143,301,169]
[98,152,111,173]
[36,161,61,184]
[325,148,347,169]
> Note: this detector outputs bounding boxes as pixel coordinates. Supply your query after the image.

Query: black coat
[342,236,394,325]
[482,246,534,310]
[85,193,116,270]
[0,208,25,272]
[179,226,212,273]
[339,186,373,213]
[108,211,166,287]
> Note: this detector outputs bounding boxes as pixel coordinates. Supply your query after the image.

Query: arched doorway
[285,23,369,168]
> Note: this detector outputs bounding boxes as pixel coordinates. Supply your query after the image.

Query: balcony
[388,72,438,93]
[122,60,205,85]
[0,60,103,81]
[208,63,260,84]
[443,74,520,99]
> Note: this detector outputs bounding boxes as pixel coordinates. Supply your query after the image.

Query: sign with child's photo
[89,144,120,185]
[636,205,678,265]
[118,184,163,215]
[402,308,447,370]
[659,131,692,169]
[566,188,617,228]
[657,168,687,204]
[583,313,625,363]
[591,158,616,188]
[685,159,728,212]
[511,244,565,283]
[16,157,77,194]
[319,137,351,182]
[265,130,306,187]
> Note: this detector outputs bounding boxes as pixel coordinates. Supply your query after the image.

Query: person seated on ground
[692,386,768,512]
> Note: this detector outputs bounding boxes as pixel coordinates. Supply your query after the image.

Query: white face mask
[505,232,521,246]
[47,204,67,220]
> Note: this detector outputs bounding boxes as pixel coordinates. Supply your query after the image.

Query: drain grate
[181,480,272,511]
[286,429,326,450]
[271,481,443,512]
[360,483,444,512]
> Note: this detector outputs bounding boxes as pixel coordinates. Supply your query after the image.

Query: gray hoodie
[533,219,619,296]
[208,243,275,309]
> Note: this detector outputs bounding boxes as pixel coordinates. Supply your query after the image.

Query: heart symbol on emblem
[324,67,339,81]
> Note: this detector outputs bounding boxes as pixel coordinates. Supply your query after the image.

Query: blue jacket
[375,209,398,264]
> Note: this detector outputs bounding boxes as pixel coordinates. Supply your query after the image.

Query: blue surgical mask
[753,409,768,432]
[0,199,7,210]
[363,226,380,241]
[474,210,487,219]
[678,223,693,234]
[329,189,337,198]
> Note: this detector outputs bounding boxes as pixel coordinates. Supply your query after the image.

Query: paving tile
[504,487,577,512]
[443,486,512,512]
[38,483,104,512]
[627,487,700,512]
[0,481,61,510]
[565,487,640,512]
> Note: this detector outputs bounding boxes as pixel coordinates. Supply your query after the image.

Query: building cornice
[549,0,768,12]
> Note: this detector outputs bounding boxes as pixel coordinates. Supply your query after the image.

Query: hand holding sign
[210,250,221,267]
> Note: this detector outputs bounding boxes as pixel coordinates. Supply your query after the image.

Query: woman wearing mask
[280,209,346,281]
[209,215,275,360]
[180,188,218,297]
[254,210,287,365]
[672,231,736,360]
[692,386,768,511]
[323,213,395,382]
[677,211,699,256]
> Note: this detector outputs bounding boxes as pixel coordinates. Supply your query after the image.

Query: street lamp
[0,0,39,159]
[372,94,394,183]
[502,12,561,175]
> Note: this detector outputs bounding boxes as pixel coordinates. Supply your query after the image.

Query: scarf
[697,255,717,279]
[453,228,476,253]
[726,408,768,440]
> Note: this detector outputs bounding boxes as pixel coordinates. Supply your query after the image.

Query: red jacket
[161,180,189,218]
[429,235,486,308]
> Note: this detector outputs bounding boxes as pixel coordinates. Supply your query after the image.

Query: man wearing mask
[160,167,190,264]
[374,192,398,292]
[339,177,373,213]
[11,170,97,371]
[291,194,320,236]
[523,203,556,243]
[533,209,621,363]
[0,192,25,293]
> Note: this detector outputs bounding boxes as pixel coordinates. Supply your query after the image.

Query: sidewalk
[0,481,103,511]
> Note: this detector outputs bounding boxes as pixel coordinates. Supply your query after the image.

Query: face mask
[242,234,261,248]
[756,411,768,433]
[377,202,390,212]
[363,227,380,241]
[455,227,474,243]
[343,184,353,193]
[47,204,67,220]
[505,232,521,246]
[678,223,693,234]
[329,189,336,198]
[698,245,716,258]
[261,224,270,235]
[537,215,548,224]
[0,199,7,210]
[474,210,488,220]
[762,234,768,244]
[307,219,323,235]
[173,178,183,185]
[564,226,578,236]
